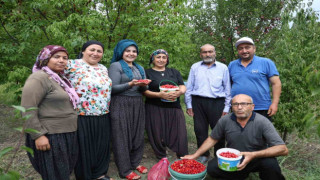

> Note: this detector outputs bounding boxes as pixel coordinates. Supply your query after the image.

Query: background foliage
[269,8,320,140]
[1,0,320,179]
[0,0,319,138]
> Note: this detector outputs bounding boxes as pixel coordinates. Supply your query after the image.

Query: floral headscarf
[149,49,169,66]
[32,45,79,109]
[33,45,69,71]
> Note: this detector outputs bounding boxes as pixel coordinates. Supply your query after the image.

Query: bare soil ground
[1,104,320,180]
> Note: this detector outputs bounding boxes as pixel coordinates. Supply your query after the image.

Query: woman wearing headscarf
[108,39,150,180]
[143,49,188,159]
[22,45,79,180]
[64,40,113,180]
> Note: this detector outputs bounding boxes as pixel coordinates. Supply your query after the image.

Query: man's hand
[269,75,281,116]
[221,112,228,117]
[237,145,288,171]
[35,135,51,151]
[186,108,194,117]
[237,152,255,171]
[181,154,199,160]
[268,103,278,116]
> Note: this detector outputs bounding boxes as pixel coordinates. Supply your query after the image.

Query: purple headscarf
[149,49,169,66]
[33,45,69,70]
[32,45,79,109]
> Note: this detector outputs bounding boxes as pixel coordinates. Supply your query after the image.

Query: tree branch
[0,19,20,45]
[107,2,122,49]
[35,8,49,21]
[40,26,50,40]
[123,23,133,39]
[105,0,110,20]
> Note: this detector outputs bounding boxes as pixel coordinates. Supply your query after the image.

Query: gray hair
[200,44,215,52]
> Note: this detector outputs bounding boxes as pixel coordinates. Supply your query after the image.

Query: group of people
[21,39,188,180]
[183,37,286,179]
[21,36,288,180]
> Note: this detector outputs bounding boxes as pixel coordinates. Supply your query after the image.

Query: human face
[231,94,255,120]
[122,46,137,64]
[82,44,103,66]
[152,53,168,69]
[200,45,216,64]
[237,43,256,61]
[47,51,68,73]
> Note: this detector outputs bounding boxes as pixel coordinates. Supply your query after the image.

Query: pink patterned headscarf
[33,45,79,109]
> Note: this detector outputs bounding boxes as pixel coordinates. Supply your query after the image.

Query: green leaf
[26,107,38,112]
[0,174,12,180]
[6,171,20,180]
[24,128,40,134]
[311,87,320,96]
[0,147,14,158]
[12,105,25,113]
[14,127,23,132]
[22,114,32,121]
[304,113,315,129]
[20,146,34,156]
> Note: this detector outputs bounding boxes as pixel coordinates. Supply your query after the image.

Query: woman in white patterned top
[65,40,113,180]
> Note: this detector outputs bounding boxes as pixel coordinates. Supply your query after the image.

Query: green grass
[280,133,320,179]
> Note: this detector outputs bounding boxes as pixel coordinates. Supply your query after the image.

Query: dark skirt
[25,132,78,180]
[110,95,145,178]
[145,103,188,159]
[74,114,111,180]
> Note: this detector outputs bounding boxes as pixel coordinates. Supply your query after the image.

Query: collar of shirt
[231,111,256,129]
[237,55,256,66]
[201,61,216,68]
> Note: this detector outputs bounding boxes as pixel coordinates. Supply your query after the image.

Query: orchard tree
[0,0,195,77]
[268,9,320,140]
[189,0,320,140]
[305,68,320,137]
[190,0,302,63]
[0,0,196,104]
[93,0,196,77]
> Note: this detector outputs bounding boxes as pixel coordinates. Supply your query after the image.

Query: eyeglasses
[201,50,214,54]
[231,102,253,107]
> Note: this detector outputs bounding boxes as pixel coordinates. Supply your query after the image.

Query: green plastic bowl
[169,160,207,180]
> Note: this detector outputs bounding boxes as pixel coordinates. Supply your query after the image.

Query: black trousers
[74,114,111,180]
[26,132,78,180]
[255,110,273,121]
[110,96,145,178]
[145,103,188,159]
[207,157,285,180]
[192,95,225,157]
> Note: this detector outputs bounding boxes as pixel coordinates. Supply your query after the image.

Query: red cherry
[171,159,206,174]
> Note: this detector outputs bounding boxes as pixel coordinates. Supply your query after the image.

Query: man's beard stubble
[203,58,214,64]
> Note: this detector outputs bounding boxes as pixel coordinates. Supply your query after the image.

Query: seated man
[182,94,288,180]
